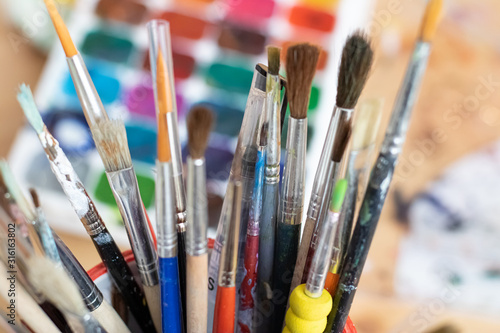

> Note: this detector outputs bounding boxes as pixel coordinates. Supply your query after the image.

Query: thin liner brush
[256,47,281,333]
[92,118,161,332]
[284,180,348,333]
[156,71,182,333]
[272,43,320,331]
[0,162,130,333]
[292,32,373,292]
[43,0,109,129]
[148,21,188,326]
[330,1,443,331]
[213,181,243,333]
[186,107,213,333]
[17,84,147,333]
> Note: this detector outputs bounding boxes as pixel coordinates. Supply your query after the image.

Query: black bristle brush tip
[336,31,374,110]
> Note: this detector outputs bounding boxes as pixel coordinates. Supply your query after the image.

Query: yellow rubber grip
[282,284,332,333]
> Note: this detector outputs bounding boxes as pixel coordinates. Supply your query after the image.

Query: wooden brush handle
[92,299,131,333]
[143,284,162,333]
[324,272,340,297]
[284,284,332,333]
[213,286,235,333]
[291,216,316,291]
[186,254,208,333]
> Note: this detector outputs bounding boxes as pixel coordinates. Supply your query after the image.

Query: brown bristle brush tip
[286,43,321,119]
[29,189,40,208]
[336,31,374,110]
[267,46,281,75]
[331,116,353,163]
[187,106,215,159]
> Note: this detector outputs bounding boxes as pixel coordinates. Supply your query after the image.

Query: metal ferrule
[265,73,281,169]
[106,167,159,286]
[218,181,242,288]
[186,157,208,257]
[156,161,178,258]
[67,53,109,126]
[38,129,105,236]
[305,210,341,298]
[165,111,187,230]
[381,42,431,156]
[279,117,307,225]
[306,106,353,225]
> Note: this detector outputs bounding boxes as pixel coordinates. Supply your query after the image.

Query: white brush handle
[187,254,208,333]
[143,284,162,332]
[92,299,131,333]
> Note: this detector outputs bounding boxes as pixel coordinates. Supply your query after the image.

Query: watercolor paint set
[9,0,372,244]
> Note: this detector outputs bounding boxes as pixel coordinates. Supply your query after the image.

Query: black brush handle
[41,301,72,333]
[329,154,396,332]
[272,222,301,332]
[177,228,187,331]
[90,228,156,333]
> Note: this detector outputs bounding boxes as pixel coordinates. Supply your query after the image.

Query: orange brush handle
[213,286,235,333]
[324,272,340,297]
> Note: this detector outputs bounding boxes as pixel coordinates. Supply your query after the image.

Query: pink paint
[125,82,185,119]
[226,0,275,26]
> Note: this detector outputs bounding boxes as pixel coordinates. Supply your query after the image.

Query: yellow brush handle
[283,284,332,333]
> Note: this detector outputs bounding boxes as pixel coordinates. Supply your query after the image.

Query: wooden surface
[1,1,500,331]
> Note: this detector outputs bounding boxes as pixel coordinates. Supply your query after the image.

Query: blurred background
[1,0,500,332]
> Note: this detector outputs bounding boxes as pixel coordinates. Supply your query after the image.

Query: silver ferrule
[279,117,307,225]
[38,129,105,236]
[166,111,187,229]
[218,181,242,288]
[156,161,178,258]
[381,42,431,156]
[66,53,109,126]
[106,167,159,286]
[305,210,341,298]
[265,73,281,168]
[186,157,208,257]
[306,106,353,223]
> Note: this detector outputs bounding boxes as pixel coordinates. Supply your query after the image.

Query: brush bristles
[187,106,214,159]
[17,84,44,134]
[419,0,443,42]
[92,119,132,172]
[286,43,320,119]
[336,31,374,109]
[267,46,281,75]
[27,256,87,316]
[352,98,384,150]
[331,115,352,163]
[29,189,40,208]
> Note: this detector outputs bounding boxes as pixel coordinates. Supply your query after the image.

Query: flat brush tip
[43,0,78,57]
[187,106,214,159]
[419,0,443,42]
[92,119,132,172]
[352,98,384,150]
[267,46,281,75]
[17,84,44,134]
[286,43,321,119]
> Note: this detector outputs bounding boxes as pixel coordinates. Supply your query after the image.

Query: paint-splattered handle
[238,234,259,332]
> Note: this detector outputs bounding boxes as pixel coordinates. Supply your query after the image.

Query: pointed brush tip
[419,0,444,42]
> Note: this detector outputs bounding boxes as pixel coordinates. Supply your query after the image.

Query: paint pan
[81,30,134,63]
[218,24,267,55]
[289,5,336,33]
[96,0,147,25]
[159,12,209,40]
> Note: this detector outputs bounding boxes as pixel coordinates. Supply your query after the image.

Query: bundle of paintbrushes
[0,0,442,332]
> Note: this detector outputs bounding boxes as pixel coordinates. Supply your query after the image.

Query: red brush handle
[213,286,235,333]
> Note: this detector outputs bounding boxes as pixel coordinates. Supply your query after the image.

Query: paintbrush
[272,42,320,331]
[92,118,161,331]
[325,98,384,296]
[213,181,242,333]
[43,0,109,130]
[329,1,443,331]
[207,64,267,331]
[155,64,182,333]
[256,46,281,332]
[147,20,188,325]
[292,32,373,292]
[17,84,149,333]
[0,258,62,333]
[284,180,347,333]
[26,255,104,332]
[238,104,268,332]
[186,106,213,333]
[0,161,132,333]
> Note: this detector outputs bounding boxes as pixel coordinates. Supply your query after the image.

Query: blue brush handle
[160,256,183,333]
